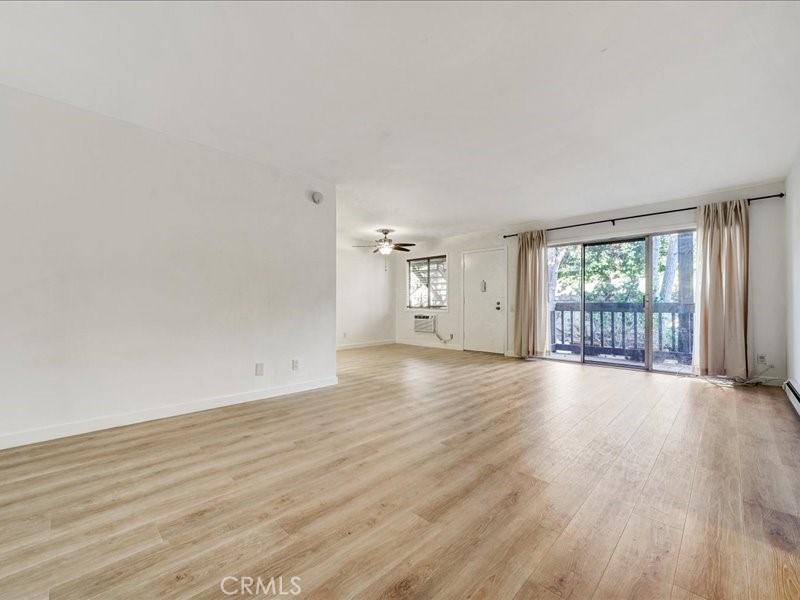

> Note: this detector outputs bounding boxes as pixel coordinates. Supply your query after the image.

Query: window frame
[406,254,448,310]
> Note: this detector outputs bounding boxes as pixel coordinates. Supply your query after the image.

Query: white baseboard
[749,375,786,386]
[785,379,800,418]
[394,339,463,351]
[336,339,395,350]
[0,376,338,451]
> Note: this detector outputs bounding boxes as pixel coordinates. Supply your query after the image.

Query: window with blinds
[408,255,447,309]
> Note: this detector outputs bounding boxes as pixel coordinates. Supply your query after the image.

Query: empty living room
[2,2,800,599]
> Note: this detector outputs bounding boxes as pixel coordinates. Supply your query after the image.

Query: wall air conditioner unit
[414,314,435,333]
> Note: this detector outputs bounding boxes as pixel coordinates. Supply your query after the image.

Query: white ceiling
[1,1,799,241]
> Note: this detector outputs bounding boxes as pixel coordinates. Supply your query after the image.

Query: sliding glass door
[650,232,696,373]
[584,238,647,368]
[546,244,582,362]
[546,231,696,373]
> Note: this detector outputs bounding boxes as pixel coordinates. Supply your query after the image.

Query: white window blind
[408,255,447,309]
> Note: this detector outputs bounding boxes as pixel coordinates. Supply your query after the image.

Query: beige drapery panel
[695,199,749,380]
[514,230,549,358]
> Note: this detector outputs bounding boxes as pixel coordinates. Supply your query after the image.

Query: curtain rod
[502,193,784,238]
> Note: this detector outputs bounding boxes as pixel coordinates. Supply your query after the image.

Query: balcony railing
[549,301,694,364]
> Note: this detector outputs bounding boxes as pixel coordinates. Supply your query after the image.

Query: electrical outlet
[255,362,264,376]
[291,359,299,371]
[757,354,768,365]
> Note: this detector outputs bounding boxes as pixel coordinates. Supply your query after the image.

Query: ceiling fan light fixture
[353,228,414,255]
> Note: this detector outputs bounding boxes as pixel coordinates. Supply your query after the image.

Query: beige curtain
[514,230,549,358]
[695,199,749,379]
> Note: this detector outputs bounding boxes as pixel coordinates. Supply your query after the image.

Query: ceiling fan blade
[392,245,410,252]
[393,243,416,246]
[373,248,380,253]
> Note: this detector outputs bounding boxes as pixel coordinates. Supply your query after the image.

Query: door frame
[461,246,508,354]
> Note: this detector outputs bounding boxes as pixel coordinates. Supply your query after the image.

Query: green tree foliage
[548,241,645,303]
[547,245,580,302]
[547,234,695,304]
[584,240,644,302]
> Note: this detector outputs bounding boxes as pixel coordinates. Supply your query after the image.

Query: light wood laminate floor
[1,344,799,599]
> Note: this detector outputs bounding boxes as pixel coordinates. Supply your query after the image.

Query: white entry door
[463,248,506,353]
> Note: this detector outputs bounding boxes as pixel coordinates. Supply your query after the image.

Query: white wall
[0,85,337,449]
[336,235,395,349]
[394,181,788,383]
[787,159,800,398]
[394,232,515,352]
[749,193,787,384]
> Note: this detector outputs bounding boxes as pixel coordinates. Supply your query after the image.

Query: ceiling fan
[353,229,416,254]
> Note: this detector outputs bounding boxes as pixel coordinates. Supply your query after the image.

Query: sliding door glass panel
[651,232,696,373]
[583,239,646,368]
[546,244,582,361]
